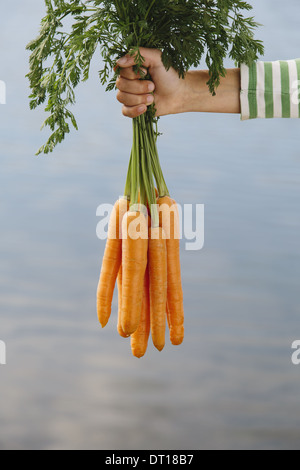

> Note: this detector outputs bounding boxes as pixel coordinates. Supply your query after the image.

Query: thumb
[116,55,135,68]
[116,48,162,69]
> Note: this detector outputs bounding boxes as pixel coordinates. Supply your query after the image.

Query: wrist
[157,77,189,117]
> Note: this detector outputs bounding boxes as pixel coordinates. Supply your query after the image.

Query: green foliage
[27,0,264,154]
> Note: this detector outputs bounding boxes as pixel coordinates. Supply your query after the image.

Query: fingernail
[147,95,154,104]
[148,83,155,92]
[138,105,146,114]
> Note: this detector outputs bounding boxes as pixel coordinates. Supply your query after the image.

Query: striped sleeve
[240,59,300,120]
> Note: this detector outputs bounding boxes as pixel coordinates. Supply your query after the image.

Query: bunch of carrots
[97,112,184,358]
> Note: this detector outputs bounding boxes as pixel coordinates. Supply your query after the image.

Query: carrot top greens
[27,0,263,155]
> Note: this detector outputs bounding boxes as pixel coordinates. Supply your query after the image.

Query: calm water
[0,1,300,450]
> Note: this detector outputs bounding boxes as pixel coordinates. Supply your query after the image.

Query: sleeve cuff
[240,59,300,120]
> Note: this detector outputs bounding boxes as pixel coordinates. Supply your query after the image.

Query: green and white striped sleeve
[240,59,300,120]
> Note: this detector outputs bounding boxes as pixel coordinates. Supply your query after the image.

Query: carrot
[97,197,129,328]
[158,196,184,346]
[166,301,172,334]
[121,210,148,336]
[131,267,151,358]
[149,226,167,351]
[117,266,129,338]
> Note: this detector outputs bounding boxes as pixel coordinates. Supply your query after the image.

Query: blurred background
[0,0,300,450]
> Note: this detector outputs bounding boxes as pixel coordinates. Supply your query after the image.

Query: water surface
[0,0,299,450]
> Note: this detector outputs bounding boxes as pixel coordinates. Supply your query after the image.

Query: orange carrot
[97,197,129,328]
[117,266,129,338]
[166,301,172,333]
[158,196,184,346]
[121,210,148,336]
[149,226,167,351]
[131,267,151,358]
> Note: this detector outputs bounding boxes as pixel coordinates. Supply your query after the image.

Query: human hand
[116,47,186,118]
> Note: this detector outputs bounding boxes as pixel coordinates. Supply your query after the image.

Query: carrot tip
[117,326,130,338]
[98,318,107,328]
[170,338,184,346]
[122,325,139,337]
[132,351,145,359]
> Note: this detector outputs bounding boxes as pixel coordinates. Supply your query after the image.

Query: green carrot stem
[130,118,139,208]
[124,149,132,199]
[138,117,147,208]
[125,96,168,220]
[145,115,169,197]
[138,114,159,227]
[140,114,160,226]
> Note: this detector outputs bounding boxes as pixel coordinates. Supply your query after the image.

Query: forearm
[173,68,241,115]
